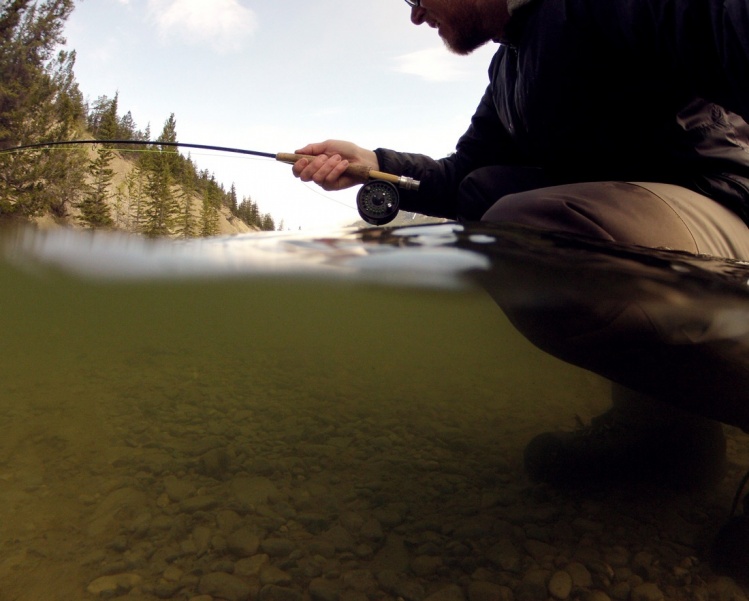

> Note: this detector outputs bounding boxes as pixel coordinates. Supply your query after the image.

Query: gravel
[2,361,749,601]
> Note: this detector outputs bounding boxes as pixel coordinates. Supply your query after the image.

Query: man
[292,0,749,572]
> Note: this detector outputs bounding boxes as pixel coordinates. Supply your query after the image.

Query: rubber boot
[524,385,727,489]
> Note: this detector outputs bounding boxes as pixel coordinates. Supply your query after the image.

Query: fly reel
[356,179,400,226]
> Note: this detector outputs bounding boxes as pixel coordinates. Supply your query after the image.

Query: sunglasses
[404,0,420,6]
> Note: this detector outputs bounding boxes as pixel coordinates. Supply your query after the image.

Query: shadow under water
[0,222,747,600]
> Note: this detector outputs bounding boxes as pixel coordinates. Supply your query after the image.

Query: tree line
[0,0,276,235]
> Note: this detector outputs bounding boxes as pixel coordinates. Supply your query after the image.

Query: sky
[62,1,498,231]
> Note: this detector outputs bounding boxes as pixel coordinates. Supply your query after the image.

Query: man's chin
[442,34,488,56]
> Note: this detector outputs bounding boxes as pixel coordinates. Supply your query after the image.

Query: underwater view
[1,223,748,601]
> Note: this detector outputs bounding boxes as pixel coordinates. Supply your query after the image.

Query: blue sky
[63,1,497,230]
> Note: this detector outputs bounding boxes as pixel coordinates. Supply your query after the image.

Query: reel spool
[356,179,400,226]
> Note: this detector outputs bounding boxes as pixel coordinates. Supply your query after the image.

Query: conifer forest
[0,0,277,236]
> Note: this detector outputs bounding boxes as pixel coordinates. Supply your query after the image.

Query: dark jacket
[375,0,749,223]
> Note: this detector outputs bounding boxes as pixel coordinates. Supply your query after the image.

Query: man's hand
[292,140,379,191]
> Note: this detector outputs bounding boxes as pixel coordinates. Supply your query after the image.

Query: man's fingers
[294,154,330,181]
[291,157,309,178]
[295,142,328,156]
[311,155,345,187]
[292,154,353,190]
[330,158,350,179]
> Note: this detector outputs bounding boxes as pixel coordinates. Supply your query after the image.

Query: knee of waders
[457,166,550,222]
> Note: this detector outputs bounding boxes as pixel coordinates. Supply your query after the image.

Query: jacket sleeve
[374,47,521,220]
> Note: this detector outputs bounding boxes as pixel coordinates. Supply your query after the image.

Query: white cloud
[147,0,258,53]
[393,47,471,83]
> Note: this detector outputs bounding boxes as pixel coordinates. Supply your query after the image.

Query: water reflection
[453,223,749,431]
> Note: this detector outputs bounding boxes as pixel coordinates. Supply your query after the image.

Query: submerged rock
[198,572,252,601]
[87,573,143,596]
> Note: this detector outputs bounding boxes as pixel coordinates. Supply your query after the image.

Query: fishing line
[1,139,422,225]
[159,147,357,210]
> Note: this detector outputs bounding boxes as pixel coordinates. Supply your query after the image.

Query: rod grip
[275,152,374,183]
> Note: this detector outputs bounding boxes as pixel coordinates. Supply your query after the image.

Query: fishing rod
[1,139,421,226]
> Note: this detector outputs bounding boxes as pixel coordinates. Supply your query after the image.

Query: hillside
[30,144,256,236]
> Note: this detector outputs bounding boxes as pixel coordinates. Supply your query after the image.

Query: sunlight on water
[1,224,747,600]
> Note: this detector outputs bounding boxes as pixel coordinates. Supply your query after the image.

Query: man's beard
[439,8,493,55]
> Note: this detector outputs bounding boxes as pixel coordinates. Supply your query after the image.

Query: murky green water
[1,224,747,600]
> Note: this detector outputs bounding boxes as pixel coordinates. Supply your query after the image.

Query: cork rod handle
[275,153,402,186]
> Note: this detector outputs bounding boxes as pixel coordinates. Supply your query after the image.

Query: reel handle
[275,153,419,191]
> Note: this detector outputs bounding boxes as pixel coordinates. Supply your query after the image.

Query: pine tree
[0,0,75,148]
[0,0,85,219]
[260,213,276,231]
[112,180,129,229]
[119,111,137,140]
[141,115,180,237]
[199,184,220,237]
[44,49,86,217]
[88,92,120,142]
[126,164,146,231]
[175,167,198,239]
[141,160,176,237]
[229,182,238,214]
[158,113,181,176]
[77,144,114,228]
[236,195,259,228]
